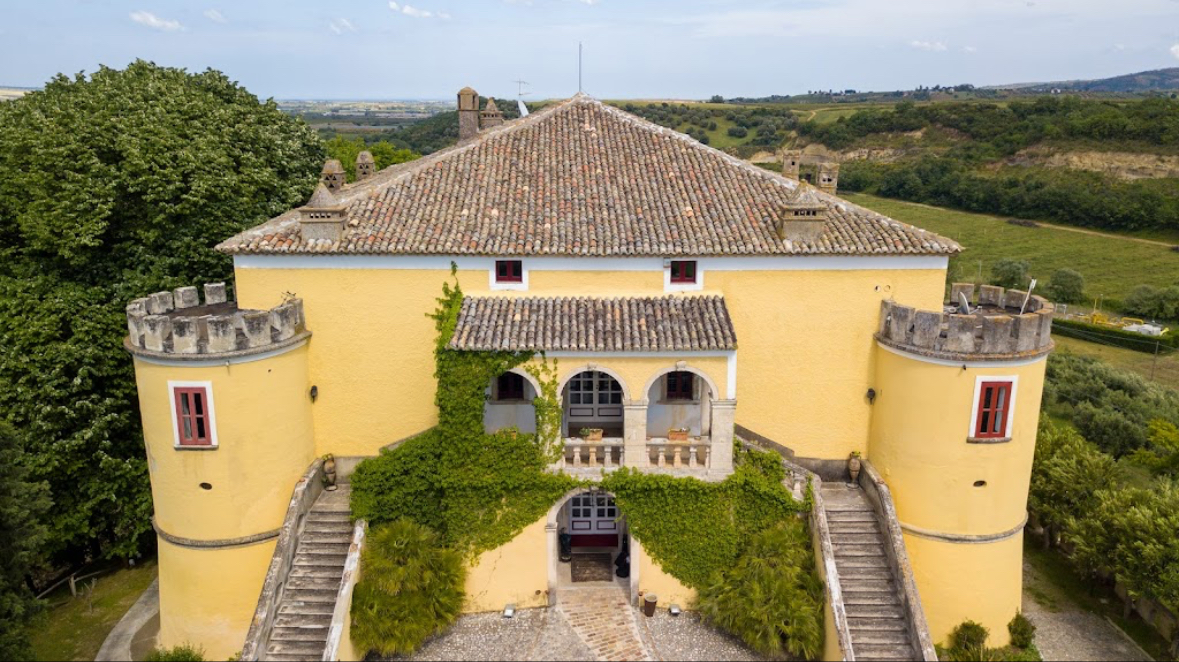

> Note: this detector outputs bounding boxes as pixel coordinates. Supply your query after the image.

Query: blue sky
[1,0,1178,100]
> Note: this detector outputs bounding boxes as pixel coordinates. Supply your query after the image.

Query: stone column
[709,399,737,477]
[623,401,649,469]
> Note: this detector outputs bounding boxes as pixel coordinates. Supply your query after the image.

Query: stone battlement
[876,283,1054,360]
[125,283,307,358]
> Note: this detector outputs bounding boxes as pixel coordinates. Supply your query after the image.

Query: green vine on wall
[528,357,563,464]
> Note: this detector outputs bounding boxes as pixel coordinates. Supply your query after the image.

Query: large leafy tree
[0,60,324,564]
[0,422,51,661]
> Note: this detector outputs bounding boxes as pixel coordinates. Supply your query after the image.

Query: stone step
[289,565,345,580]
[281,588,338,605]
[854,643,916,661]
[851,631,912,646]
[838,579,894,593]
[835,556,889,570]
[825,511,877,523]
[299,542,352,555]
[848,617,909,632]
[287,576,342,592]
[833,545,886,558]
[842,592,901,607]
[266,655,321,662]
[823,503,874,513]
[300,531,353,545]
[306,510,350,522]
[828,521,882,535]
[269,625,330,642]
[845,604,905,620]
[834,533,886,545]
[274,613,331,630]
[278,600,336,616]
[294,552,348,567]
[302,522,353,537]
[266,639,326,656]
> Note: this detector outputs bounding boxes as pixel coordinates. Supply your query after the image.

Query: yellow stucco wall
[905,533,1024,648]
[463,516,550,612]
[156,538,275,660]
[869,344,1047,646]
[233,263,945,460]
[132,344,316,539]
[132,342,315,656]
[635,544,695,609]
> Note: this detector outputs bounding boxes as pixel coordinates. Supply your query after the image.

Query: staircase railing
[857,460,938,661]
[241,459,325,661]
[323,520,367,662]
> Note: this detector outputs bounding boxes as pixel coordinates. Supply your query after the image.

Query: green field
[27,560,158,661]
[843,193,1179,298]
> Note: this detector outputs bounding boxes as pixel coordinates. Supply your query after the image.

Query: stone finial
[458,86,480,141]
[299,183,348,243]
[321,159,346,192]
[147,291,174,315]
[781,149,802,181]
[775,183,828,244]
[356,151,375,181]
[237,311,271,348]
[173,286,200,310]
[817,162,840,195]
[480,97,505,129]
[204,283,228,305]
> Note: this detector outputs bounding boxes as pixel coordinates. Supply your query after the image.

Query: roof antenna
[578,42,583,93]
[514,79,531,117]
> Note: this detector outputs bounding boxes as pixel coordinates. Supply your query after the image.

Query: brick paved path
[557,586,654,662]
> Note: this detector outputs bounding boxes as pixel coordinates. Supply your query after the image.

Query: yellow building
[126,91,1053,660]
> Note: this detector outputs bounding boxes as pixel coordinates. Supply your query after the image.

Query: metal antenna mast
[513,79,530,97]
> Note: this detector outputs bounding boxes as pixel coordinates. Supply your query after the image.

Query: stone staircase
[822,483,917,662]
[264,485,352,662]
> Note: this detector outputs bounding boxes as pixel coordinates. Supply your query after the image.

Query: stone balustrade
[125,283,307,358]
[647,440,711,469]
[564,438,625,468]
[876,283,1054,360]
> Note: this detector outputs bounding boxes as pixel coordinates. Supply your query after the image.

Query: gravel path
[1022,560,1153,661]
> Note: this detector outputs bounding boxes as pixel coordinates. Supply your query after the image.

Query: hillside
[995,67,1179,94]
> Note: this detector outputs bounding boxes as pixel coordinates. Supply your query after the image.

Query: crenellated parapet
[876,283,1054,361]
[125,283,308,359]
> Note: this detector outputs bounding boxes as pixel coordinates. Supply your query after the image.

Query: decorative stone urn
[847,451,862,484]
[322,453,338,491]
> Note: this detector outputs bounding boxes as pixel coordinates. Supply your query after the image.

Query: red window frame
[669,260,697,284]
[666,371,695,401]
[173,386,213,446]
[497,373,525,400]
[495,260,523,283]
[974,381,1012,439]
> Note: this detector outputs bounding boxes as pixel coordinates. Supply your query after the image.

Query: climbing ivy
[528,358,564,464]
[600,443,807,589]
[352,268,580,557]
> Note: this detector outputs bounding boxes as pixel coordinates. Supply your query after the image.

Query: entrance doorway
[565,370,624,437]
[567,491,621,548]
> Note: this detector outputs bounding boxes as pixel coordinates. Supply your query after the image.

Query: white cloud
[203,9,227,24]
[390,2,448,19]
[438,11,452,19]
[129,11,183,32]
[910,40,948,52]
[328,18,357,35]
[1171,44,1179,60]
[962,45,977,53]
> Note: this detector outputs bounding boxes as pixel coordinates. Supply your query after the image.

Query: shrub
[950,620,990,653]
[144,644,205,661]
[350,520,465,657]
[1008,611,1036,649]
[696,520,824,660]
[1047,269,1085,303]
[990,259,1031,290]
[727,126,748,138]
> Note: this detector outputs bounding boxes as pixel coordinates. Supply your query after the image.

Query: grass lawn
[1053,335,1179,391]
[842,192,1179,297]
[27,559,158,662]
[1023,540,1173,661]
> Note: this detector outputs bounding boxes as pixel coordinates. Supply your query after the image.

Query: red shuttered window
[974,381,1012,439]
[669,260,697,284]
[495,260,523,283]
[666,371,695,400]
[174,386,213,447]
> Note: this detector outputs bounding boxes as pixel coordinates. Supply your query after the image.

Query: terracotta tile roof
[218,95,960,257]
[448,295,737,352]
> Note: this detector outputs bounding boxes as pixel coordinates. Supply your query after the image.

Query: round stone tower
[868,283,1054,646]
[125,284,316,659]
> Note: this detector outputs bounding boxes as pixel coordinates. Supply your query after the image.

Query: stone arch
[640,363,720,403]
[557,363,632,402]
[544,487,637,604]
[483,367,542,435]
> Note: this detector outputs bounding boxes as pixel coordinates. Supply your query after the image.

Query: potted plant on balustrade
[668,427,690,443]
[580,427,604,442]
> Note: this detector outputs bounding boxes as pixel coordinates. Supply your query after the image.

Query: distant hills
[991,67,1179,94]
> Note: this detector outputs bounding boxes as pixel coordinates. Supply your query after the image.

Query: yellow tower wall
[131,342,315,656]
[869,343,1047,646]
[232,258,946,460]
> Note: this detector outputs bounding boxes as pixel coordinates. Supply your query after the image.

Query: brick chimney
[458,87,480,140]
[320,159,346,192]
[776,183,828,244]
[481,98,504,129]
[817,162,840,195]
[356,151,375,181]
[299,183,347,243]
